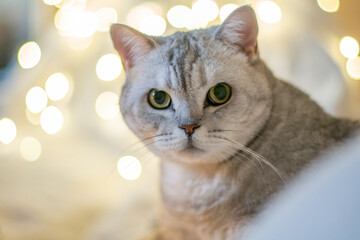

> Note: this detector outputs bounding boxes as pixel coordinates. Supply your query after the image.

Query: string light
[256,1,282,24]
[95,92,120,120]
[40,106,64,134]
[96,53,122,81]
[317,0,340,13]
[219,4,239,22]
[167,5,192,29]
[74,11,98,38]
[117,156,142,181]
[96,7,118,32]
[43,0,63,6]
[45,73,70,101]
[20,137,42,162]
[18,42,41,69]
[26,87,48,114]
[339,37,360,59]
[0,118,17,144]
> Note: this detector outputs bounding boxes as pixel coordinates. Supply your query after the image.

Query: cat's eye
[148,89,172,109]
[207,83,231,106]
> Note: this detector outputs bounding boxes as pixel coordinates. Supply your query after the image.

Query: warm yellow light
[167,5,192,29]
[18,42,41,69]
[346,57,360,80]
[220,4,239,22]
[96,53,122,81]
[20,137,42,162]
[139,15,167,36]
[67,36,93,51]
[340,36,359,59]
[26,87,48,114]
[74,11,98,38]
[126,3,163,30]
[96,7,118,32]
[256,1,282,24]
[43,0,62,6]
[95,92,120,120]
[25,108,41,125]
[117,156,142,181]
[317,0,340,13]
[45,73,70,101]
[0,118,17,144]
[54,6,84,36]
[40,106,64,134]
[192,0,219,23]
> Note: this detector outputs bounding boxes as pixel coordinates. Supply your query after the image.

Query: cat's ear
[110,24,155,70]
[216,5,258,60]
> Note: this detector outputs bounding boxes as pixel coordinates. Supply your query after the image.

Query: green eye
[207,83,231,106]
[148,89,172,109]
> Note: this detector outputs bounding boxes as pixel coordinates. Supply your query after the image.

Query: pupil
[214,84,227,100]
[153,91,166,104]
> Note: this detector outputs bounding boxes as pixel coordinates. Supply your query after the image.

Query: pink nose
[180,124,200,135]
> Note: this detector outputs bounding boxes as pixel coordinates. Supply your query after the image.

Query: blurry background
[0,0,359,239]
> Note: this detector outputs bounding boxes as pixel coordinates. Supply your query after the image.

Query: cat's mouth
[181,138,203,153]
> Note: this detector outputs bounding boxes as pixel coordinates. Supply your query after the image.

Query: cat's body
[110,6,359,240]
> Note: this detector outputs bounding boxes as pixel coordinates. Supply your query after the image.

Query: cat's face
[111,6,272,164]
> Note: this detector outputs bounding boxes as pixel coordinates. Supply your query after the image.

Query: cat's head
[110,6,272,164]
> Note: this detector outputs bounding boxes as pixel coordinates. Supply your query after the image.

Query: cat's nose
[179,124,200,135]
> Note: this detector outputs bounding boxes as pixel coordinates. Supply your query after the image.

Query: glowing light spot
[139,15,167,35]
[340,36,359,59]
[117,156,142,181]
[43,0,62,5]
[186,12,208,30]
[220,4,239,22]
[18,42,41,69]
[167,5,192,29]
[346,57,360,80]
[74,11,98,37]
[96,7,118,32]
[95,92,120,120]
[25,108,41,125]
[20,137,42,162]
[0,118,17,144]
[54,6,84,36]
[68,35,93,51]
[40,106,64,134]
[317,0,340,13]
[256,1,282,24]
[96,53,122,81]
[26,87,48,114]
[126,3,163,30]
[192,0,219,23]
[45,73,70,101]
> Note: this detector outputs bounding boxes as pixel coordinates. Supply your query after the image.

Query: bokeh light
[67,36,93,51]
[40,106,64,134]
[192,0,219,23]
[139,15,167,35]
[167,5,192,29]
[95,92,120,120]
[20,137,42,162]
[45,73,70,101]
[256,1,282,24]
[219,4,239,22]
[18,42,42,69]
[0,118,17,144]
[346,57,360,80]
[43,0,63,6]
[117,156,142,181]
[96,7,118,32]
[96,53,122,81]
[126,3,163,30]
[25,108,41,125]
[54,6,84,36]
[26,87,48,114]
[74,11,98,38]
[317,0,340,13]
[340,36,360,59]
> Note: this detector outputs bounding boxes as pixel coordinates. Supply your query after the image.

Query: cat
[110,5,359,240]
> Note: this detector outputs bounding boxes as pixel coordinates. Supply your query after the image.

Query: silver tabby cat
[110,5,359,240]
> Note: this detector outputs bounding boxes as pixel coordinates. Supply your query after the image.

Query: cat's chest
[161,161,236,214]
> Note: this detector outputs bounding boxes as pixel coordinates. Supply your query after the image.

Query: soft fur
[110,6,359,240]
